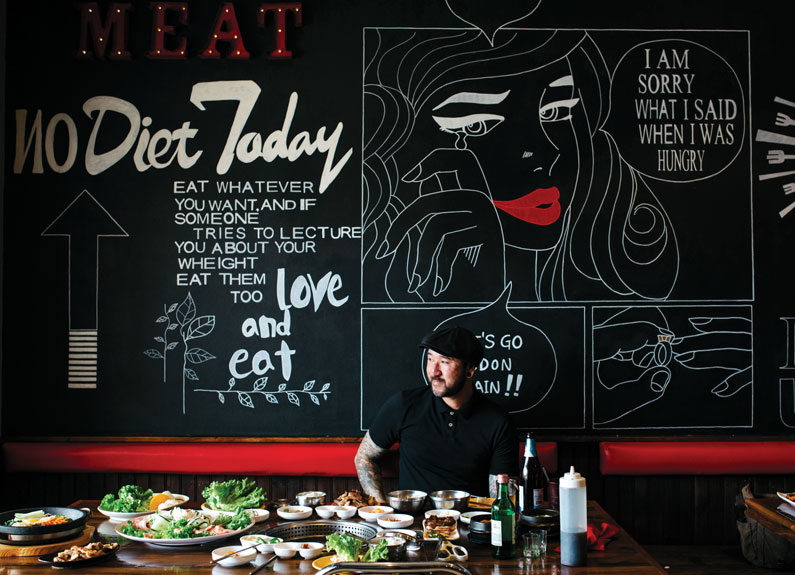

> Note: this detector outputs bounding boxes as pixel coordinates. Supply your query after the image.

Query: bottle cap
[559,465,586,488]
[496,473,509,484]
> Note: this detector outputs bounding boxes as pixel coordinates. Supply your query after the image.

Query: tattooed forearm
[354,432,389,503]
[488,474,498,498]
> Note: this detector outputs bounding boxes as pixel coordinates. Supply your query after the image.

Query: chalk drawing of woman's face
[430,60,581,250]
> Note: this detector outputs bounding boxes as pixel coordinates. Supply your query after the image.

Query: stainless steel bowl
[429,490,470,511]
[368,536,406,561]
[295,491,326,507]
[386,490,427,513]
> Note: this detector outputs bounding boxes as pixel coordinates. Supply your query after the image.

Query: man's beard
[431,371,467,398]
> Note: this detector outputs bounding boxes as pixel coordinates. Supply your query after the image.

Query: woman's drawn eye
[539,98,580,122]
[432,114,504,137]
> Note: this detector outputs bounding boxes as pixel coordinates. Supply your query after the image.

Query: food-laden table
[0,500,665,575]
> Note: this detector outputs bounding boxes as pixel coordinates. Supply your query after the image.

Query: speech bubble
[425,285,557,413]
[444,0,542,45]
[607,39,745,183]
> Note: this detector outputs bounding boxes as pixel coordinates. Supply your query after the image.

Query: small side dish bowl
[425,508,461,522]
[212,545,257,567]
[387,490,427,513]
[358,505,394,522]
[429,490,470,511]
[240,534,282,553]
[377,513,414,529]
[296,542,324,559]
[277,506,313,521]
[314,505,339,519]
[334,505,357,520]
[295,491,326,507]
[273,542,299,559]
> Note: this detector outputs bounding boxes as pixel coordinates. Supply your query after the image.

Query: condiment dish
[212,545,257,567]
[276,506,312,520]
[273,542,299,559]
[295,491,326,507]
[314,505,339,519]
[334,505,357,520]
[296,542,324,559]
[377,513,414,529]
[358,505,394,522]
[240,534,281,553]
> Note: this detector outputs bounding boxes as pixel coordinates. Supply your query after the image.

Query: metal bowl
[386,490,427,513]
[368,536,406,561]
[429,490,470,511]
[519,508,559,530]
[295,491,326,507]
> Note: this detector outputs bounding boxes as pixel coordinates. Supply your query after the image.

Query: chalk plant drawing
[196,377,332,409]
[144,292,216,414]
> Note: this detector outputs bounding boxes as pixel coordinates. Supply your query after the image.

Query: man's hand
[354,432,389,504]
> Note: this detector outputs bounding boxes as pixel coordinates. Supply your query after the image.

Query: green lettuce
[326,532,364,562]
[201,477,266,512]
[100,485,154,512]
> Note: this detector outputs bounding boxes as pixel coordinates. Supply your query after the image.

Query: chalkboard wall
[3,0,793,437]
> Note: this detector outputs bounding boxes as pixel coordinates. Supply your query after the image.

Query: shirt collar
[432,389,480,419]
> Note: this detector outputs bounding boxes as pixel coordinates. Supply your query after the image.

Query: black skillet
[0,507,89,545]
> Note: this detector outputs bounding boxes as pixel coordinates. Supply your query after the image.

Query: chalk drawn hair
[363,29,678,301]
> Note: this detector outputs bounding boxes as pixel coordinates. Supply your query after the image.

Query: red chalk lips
[493,187,561,225]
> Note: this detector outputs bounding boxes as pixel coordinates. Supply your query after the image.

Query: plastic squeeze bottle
[559,465,587,566]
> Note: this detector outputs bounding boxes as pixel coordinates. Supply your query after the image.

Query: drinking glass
[530,529,547,555]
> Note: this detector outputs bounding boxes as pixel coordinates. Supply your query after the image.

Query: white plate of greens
[115,508,253,546]
[97,485,190,523]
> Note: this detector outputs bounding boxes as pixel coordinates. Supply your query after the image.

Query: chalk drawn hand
[776,112,795,127]
[767,150,795,164]
[671,316,752,397]
[375,149,505,300]
[592,316,674,425]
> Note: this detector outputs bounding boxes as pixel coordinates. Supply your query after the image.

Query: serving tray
[0,526,94,557]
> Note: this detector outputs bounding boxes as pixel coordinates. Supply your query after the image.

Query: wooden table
[0,500,665,575]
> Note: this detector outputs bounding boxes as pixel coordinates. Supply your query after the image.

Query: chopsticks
[249,554,277,575]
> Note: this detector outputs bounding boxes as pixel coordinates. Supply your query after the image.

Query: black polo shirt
[368,386,518,496]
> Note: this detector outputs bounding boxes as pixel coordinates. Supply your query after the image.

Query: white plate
[200,504,270,523]
[98,494,189,523]
[377,513,413,529]
[114,514,253,546]
[460,511,490,524]
[423,530,460,541]
[777,492,795,508]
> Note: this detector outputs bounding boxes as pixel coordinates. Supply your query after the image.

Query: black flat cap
[419,325,483,366]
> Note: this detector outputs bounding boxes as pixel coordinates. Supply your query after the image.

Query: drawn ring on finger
[654,336,673,367]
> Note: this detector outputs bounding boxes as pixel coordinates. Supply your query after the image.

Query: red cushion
[600,441,795,475]
[3,440,557,477]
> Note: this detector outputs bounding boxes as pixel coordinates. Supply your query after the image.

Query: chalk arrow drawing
[42,190,128,389]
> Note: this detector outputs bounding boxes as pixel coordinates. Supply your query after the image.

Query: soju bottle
[491,473,516,559]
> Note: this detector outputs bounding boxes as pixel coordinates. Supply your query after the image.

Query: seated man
[355,325,518,502]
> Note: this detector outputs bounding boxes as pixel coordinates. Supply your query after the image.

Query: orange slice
[149,493,171,511]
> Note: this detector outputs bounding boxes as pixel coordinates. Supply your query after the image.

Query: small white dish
[334,505,357,520]
[277,505,313,520]
[273,542,299,559]
[358,505,394,522]
[295,542,324,559]
[425,508,461,522]
[778,492,795,509]
[212,545,257,567]
[377,513,414,529]
[315,505,339,519]
[240,534,282,553]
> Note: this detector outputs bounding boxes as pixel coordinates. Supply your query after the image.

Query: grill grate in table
[263,520,378,541]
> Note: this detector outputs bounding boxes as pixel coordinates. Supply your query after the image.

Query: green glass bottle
[491,473,516,559]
